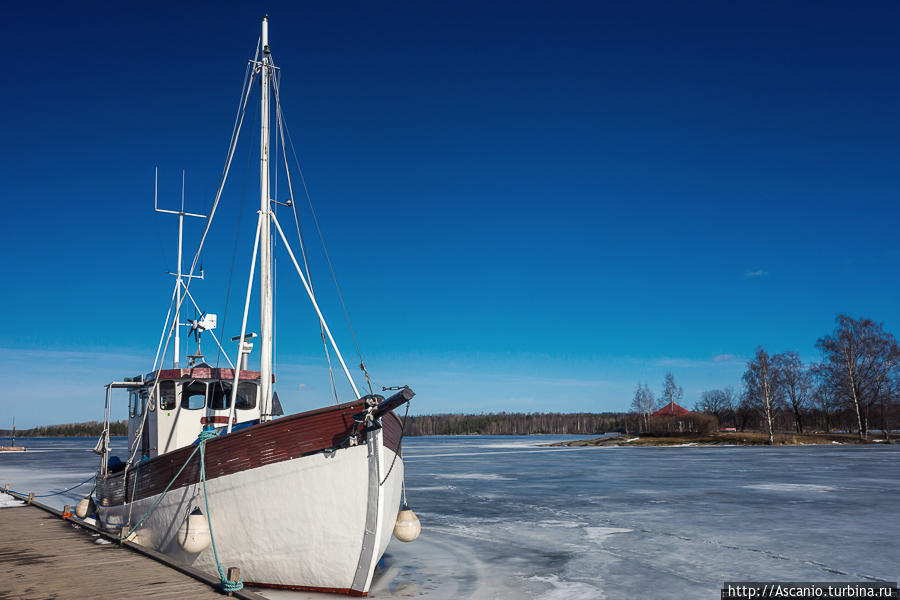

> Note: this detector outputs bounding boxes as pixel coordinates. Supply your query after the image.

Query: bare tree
[742,347,782,444]
[659,372,683,415]
[735,392,755,431]
[774,351,811,433]
[809,377,838,433]
[815,315,900,441]
[695,387,734,422]
[876,370,899,441]
[631,383,655,432]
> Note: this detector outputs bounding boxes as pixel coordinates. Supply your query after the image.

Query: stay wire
[216,81,259,368]
[161,42,258,372]
[272,74,374,395]
[271,65,340,403]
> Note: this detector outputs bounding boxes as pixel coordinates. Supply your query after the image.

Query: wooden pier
[0,492,267,600]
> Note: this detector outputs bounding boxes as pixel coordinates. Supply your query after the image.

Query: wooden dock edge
[1,488,268,600]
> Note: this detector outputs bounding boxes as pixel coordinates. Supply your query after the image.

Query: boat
[89,15,417,596]
[0,418,25,452]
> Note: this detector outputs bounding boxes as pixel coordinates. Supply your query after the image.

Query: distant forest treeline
[402,413,626,436]
[0,421,127,438]
[2,415,625,438]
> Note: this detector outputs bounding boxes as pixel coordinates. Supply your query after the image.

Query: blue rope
[120,444,200,540]
[197,427,219,442]
[121,427,219,539]
[198,427,243,592]
[7,473,96,498]
[57,425,242,592]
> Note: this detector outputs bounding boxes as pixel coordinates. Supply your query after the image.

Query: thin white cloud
[744,269,768,278]
[655,355,743,368]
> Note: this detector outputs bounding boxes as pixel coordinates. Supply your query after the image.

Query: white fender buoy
[393,506,420,542]
[75,496,94,519]
[177,508,211,554]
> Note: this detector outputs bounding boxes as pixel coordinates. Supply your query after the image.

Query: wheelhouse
[123,364,264,458]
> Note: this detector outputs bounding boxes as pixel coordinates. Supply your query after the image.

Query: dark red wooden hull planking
[121,401,403,504]
[382,411,402,458]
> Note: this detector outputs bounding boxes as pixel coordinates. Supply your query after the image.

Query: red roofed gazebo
[652,401,691,417]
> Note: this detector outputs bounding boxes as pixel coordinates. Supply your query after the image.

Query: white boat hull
[98,429,403,595]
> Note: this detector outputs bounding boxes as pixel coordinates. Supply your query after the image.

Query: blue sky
[1,2,898,427]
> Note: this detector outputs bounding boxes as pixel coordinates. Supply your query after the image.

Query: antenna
[155,169,208,368]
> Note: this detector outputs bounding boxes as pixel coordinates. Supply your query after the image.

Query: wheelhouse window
[159,381,176,410]
[128,391,138,418]
[205,381,257,410]
[236,382,257,410]
[208,381,231,411]
[181,381,207,410]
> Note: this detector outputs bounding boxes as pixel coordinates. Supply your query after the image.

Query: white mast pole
[227,214,263,434]
[155,168,206,370]
[259,15,274,420]
[272,214,361,399]
[175,170,185,368]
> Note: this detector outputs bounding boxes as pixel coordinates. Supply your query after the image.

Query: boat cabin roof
[117,364,263,390]
[150,366,262,382]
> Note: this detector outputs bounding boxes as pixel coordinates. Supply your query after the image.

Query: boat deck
[0,496,266,600]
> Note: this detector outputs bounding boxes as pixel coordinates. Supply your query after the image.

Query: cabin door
[140,391,151,458]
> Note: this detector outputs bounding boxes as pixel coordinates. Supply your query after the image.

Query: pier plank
[0,506,242,599]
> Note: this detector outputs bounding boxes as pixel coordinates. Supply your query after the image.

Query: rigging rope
[270,69,374,396]
[271,69,340,403]
[160,43,258,372]
[216,86,259,368]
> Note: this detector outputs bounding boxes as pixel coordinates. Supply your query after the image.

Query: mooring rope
[6,473,96,499]
[198,427,243,592]
[114,427,241,592]
[119,444,200,541]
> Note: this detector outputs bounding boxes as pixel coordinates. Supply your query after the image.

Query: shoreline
[543,432,894,447]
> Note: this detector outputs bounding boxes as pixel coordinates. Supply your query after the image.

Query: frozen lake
[2,436,898,598]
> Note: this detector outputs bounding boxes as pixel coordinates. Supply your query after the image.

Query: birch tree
[659,372,683,414]
[631,383,655,432]
[774,351,811,433]
[815,315,900,441]
[742,347,782,444]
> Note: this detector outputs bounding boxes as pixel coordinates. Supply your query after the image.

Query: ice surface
[0,497,24,508]
[1,435,898,598]
[584,527,633,543]
[743,483,836,493]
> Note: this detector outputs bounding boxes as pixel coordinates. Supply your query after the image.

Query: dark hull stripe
[101,401,402,505]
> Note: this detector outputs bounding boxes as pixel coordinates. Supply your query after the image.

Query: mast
[259,15,274,419]
[175,171,184,367]
[156,167,206,368]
